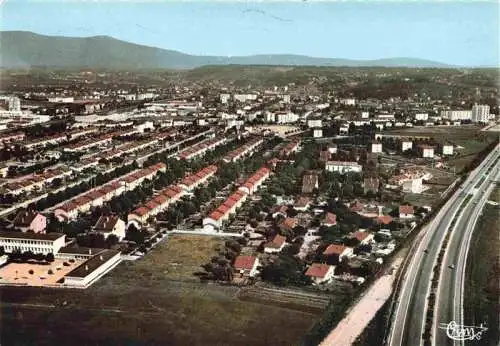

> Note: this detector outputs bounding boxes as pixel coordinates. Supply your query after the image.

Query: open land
[0,235,322,346]
[388,126,498,172]
[463,187,500,346]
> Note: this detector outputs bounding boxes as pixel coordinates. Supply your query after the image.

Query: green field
[463,188,500,346]
[1,235,321,346]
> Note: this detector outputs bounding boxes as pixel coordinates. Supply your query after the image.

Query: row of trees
[8,249,55,263]
[30,161,138,212]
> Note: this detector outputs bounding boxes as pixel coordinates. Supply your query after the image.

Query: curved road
[388,145,500,346]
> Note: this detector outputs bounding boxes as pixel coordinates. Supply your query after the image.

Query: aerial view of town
[0,1,498,346]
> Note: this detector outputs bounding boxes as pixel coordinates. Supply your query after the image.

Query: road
[387,144,499,346]
[434,161,499,345]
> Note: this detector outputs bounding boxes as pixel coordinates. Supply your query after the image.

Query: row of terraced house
[203,166,272,232]
[127,165,218,227]
[54,163,166,221]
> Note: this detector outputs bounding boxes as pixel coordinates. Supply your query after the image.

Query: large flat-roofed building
[471,104,490,123]
[0,231,65,254]
[440,110,472,121]
[64,249,121,288]
[325,161,363,174]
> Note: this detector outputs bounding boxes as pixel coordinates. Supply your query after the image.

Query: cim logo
[439,321,488,341]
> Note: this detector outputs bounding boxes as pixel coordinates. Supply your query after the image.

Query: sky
[1,0,498,67]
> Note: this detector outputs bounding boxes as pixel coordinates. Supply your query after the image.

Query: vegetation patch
[463,188,500,346]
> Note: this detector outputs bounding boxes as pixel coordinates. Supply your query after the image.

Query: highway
[387,144,500,346]
[434,159,499,345]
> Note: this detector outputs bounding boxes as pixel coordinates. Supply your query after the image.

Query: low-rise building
[371,142,383,154]
[399,205,415,219]
[93,216,126,241]
[352,231,374,245]
[401,140,413,152]
[442,144,454,156]
[305,263,335,285]
[0,231,65,254]
[325,161,362,174]
[322,212,337,227]
[12,210,46,233]
[233,255,260,278]
[323,244,353,262]
[264,234,287,253]
[419,145,435,158]
[64,249,121,288]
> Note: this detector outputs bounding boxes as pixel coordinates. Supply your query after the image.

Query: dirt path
[320,257,404,346]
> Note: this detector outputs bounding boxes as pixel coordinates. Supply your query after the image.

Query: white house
[442,144,454,156]
[327,144,338,154]
[419,145,435,158]
[305,263,335,285]
[402,178,424,194]
[264,234,287,254]
[399,205,415,219]
[233,256,260,278]
[307,118,322,128]
[401,140,413,152]
[352,231,375,245]
[415,113,429,121]
[323,244,354,262]
[313,129,323,138]
[93,216,126,241]
[371,142,383,154]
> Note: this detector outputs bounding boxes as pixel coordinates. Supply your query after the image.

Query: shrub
[48,269,54,275]
[28,269,34,275]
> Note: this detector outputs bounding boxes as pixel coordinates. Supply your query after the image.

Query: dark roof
[58,246,106,256]
[12,209,43,227]
[94,215,121,232]
[65,249,120,278]
[0,231,63,241]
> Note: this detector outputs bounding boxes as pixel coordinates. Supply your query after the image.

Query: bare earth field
[0,259,84,286]
[0,235,320,346]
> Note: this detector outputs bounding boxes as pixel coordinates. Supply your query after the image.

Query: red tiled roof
[323,212,337,225]
[305,263,331,278]
[265,234,286,248]
[323,244,347,256]
[209,210,225,221]
[377,215,393,225]
[353,231,370,242]
[145,201,159,210]
[132,206,150,217]
[399,205,414,215]
[233,256,257,270]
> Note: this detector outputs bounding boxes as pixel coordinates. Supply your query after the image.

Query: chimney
[88,248,92,255]
[85,265,89,271]
[99,255,103,261]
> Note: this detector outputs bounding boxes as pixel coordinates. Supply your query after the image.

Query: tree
[126,224,146,244]
[260,254,311,286]
[46,253,55,263]
[106,234,119,248]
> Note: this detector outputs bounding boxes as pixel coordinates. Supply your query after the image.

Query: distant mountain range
[0,31,453,70]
